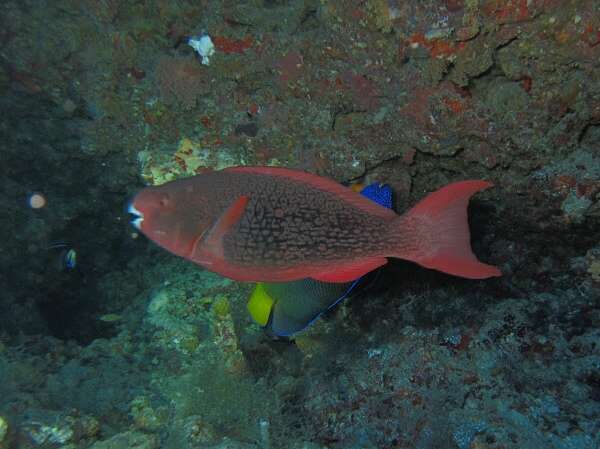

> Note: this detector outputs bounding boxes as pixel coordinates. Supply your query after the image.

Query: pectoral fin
[191,195,249,263]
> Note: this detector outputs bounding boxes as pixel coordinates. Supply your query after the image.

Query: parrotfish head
[128,179,213,259]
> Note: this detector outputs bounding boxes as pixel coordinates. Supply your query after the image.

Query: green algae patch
[0,415,8,446]
[212,295,231,319]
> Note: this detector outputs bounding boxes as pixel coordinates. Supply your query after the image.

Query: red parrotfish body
[128,166,501,283]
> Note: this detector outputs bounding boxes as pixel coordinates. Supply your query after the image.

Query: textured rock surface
[0,0,598,448]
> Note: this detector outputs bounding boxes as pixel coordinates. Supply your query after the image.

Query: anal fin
[311,257,387,283]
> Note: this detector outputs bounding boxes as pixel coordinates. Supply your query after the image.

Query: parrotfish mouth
[127,203,144,230]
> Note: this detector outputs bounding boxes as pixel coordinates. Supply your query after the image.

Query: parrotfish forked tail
[128,166,501,283]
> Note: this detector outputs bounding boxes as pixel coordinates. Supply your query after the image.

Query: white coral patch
[188,34,215,65]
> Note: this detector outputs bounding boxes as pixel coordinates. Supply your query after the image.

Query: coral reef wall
[0,1,598,448]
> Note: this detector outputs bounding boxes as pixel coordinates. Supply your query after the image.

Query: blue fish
[47,241,77,271]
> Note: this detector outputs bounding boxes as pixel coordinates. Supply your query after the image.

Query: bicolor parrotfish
[128,166,501,283]
[247,182,393,336]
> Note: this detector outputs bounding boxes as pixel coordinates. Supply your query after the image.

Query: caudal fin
[394,180,501,279]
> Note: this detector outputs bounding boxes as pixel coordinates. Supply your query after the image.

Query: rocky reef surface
[0,1,599,448]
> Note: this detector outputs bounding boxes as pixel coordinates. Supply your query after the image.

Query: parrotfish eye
[159,195,171,207]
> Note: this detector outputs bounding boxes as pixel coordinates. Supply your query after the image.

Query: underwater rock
[20,412,100,447]
[585,246,600,282]
[22,421,72,446]
[182,415,218,447]
[204,438,258,449]
[155,56,208,110]
[294,334,327,359]
[130,396,167,432]
[1,1,600,448]
[88,430,158,449]
[561,190,593,224]
[139,137,243,186]
[211,295,247,374]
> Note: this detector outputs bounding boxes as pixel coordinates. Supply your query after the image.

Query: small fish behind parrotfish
[128,166,501,283]
[247,182,393,336]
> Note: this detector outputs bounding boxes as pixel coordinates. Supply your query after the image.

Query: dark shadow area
[0,86,141,344]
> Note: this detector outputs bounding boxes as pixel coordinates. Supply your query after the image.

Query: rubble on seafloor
[0,0,599,448]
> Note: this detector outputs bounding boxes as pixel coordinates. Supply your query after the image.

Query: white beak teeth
[131,217,143,230]
[128,203,144,230]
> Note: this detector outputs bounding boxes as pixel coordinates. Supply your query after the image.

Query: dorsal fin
[224,166,397,220]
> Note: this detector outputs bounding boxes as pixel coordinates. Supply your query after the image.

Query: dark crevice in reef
[0,88,141,344]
